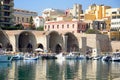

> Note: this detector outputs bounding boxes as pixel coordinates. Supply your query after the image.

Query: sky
[14,0,120,15]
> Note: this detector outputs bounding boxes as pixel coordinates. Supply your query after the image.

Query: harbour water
[0,60,120,80]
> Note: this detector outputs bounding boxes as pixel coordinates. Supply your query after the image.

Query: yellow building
[84,4,111,20]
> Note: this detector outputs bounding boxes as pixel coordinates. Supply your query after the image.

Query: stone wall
[111,41,120,52]
[0,30,113,54]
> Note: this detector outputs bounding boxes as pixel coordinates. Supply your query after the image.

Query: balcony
[3,1,14,7]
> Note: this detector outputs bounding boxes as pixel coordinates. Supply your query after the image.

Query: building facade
[13,8,38,25]
[105,8,120,40]
[0,0,14,27]
[44,21,87,33]
[33,16,44,28]
[42,8,65,21]
[110,8,120,30]
[85,4,111,20]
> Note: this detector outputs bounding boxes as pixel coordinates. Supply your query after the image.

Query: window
[52,25,54,29]
[4,0,10,4]
[62,25,64,28]
[117,15,120,19]
[26,18,29,22]
[57,25,59,29]
[112,12,117,14]
[67,24,69,28]
[14,17,16,21]
[4,12,10,16]
[3,5,10,10]
[112,16,116,19]
[17,17,19,22]
[72,24,74,28]
[22,17,24,22]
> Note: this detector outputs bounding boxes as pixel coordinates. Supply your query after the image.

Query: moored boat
[12,53,24,60]
[65,52,76,60]
[111,52,120,62]
[102,55,112,62]
[24,56,39,60]
[55,52,65,60]
[24,54,39,60]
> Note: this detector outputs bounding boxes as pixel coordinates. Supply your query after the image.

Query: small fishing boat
[102,55,112,62]
[12,53,24,60]
[65,52,76,60]
[24,56,39,60]
[93,55,102,60]
[111,52,120,62]
[24,54,39,60]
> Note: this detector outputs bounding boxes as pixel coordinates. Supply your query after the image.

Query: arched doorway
[48,31,63,53]
[71,44,79,52]
[37,44,44,49]
[6,43,13,51]
[18,31,36,52]
[26,43,33,53]
[55,44,62,54]
[65,32,79,52]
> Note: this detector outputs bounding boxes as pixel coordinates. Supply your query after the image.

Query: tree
[36,26,44,31]
[85,29,101,34]
[29,16,35,30]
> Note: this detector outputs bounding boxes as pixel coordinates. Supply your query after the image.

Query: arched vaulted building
[0,30,111,56]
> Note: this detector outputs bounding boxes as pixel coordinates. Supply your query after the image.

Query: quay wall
[0,30,113,55]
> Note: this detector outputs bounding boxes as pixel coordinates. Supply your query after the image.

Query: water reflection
[0,62,12,80]
[0,60,120,80]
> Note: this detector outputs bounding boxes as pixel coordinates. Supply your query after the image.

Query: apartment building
[0,0,14,27]
[13,8,38,25]
[110,8,120,30]
[106,8,120,40]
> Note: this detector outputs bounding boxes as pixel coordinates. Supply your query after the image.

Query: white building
[106,8,120,30]
[42,8,65,21]
[33,16,44,28]
[71,4,83,19]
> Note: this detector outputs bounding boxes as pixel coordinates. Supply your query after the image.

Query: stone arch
[37,43,44,49]
[0,30,10,50]
[48,31,63,53]
[55,44,62,54]
[18,31,36,52]
[65,32,79,52]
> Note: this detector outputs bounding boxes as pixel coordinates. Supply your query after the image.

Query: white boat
[111,52,120,62]
[24,56,39,60]
[23,52,40,60]
[0,55,13,62]
[65,52,76,60]
[55,53,65,60]
[93,55,102,60]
